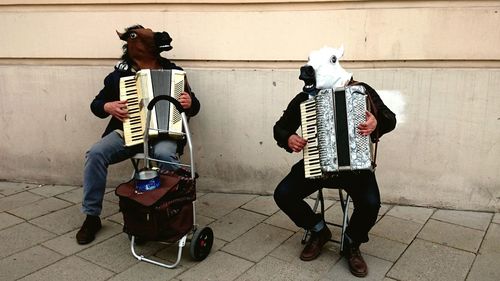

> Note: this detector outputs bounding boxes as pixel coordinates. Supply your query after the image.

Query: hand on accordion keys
[104,100,128,122]
[357,111,377,136]
[288,134,308,153]
[178,92,192,109]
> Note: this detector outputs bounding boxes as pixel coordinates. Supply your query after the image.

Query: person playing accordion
[76,25,200,245]
[273,46,396,277]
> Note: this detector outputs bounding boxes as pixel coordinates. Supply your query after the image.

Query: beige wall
[1,1,499,211]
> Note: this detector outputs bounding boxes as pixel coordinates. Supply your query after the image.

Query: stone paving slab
[0,181,40,196]
[386,205,435,224]
[235,255,320,281]
[42,220,123,256]
[264,210,301,232]
[362,233,408,262]
[107,212,124,225]
[194,213,215,228]
[8,197,73,220]
[324,201,353,226]
[0,245,63,281]
[18,256,115,281]
[0,222,56,259]
[431,209,493,231]
[29,204,88,235]
[107,256,186,281]
[387,239,476,281]
[377,204,392,221]
[55,187,83,203]
[209,208,267,242]
[196,193,257,219]
[176,251,254,281]
[417,219,485,252]
[223,222,293,262]
[0,186,498,281]
[104,190,121,204]
[76,234,162,273]
[31,203,119,235]
[479,223,500,253]
[241,195,280,216]
[466,252,500,281]
[0,212,23,230]
[493,213,500,224]
[29,184,79,198]
[370,215,424,244]
[0,191,45,212]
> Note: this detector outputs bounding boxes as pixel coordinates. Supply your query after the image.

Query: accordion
[119,69,185,147]
[300,85,374,179]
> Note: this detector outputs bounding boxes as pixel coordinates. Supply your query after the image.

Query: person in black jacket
[273,47,396,277]
[76,25,200,245]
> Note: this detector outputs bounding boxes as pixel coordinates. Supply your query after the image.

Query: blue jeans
[82,131,179,216]
[273,160,381,244]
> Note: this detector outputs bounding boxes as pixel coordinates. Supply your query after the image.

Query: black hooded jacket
[91,57,200,138]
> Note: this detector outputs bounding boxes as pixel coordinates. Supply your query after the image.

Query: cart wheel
[190,227,213,261]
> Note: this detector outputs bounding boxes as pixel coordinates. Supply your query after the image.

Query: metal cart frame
[127,95,213,268]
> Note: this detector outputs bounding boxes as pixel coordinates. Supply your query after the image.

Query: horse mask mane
[299,46,353,92]
[116,25,173,70]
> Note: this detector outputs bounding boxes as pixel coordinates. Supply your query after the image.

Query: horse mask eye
[129,32,137,39]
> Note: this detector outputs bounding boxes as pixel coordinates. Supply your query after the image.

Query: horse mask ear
[116,30,128,41]
[338,45,345,59]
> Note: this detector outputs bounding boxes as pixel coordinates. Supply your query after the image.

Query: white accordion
[300,85,374,179]
[119,69,185,147]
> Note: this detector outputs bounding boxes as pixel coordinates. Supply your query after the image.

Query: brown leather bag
[115,170,196,242]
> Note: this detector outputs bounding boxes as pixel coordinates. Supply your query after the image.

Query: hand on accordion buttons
[288,134,308,153]
[178,92,192,109]
[104,100,128,122]
[357,111,377,136]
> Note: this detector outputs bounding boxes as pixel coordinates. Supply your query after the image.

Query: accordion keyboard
[300,99,322,179]
[120,76,146,146]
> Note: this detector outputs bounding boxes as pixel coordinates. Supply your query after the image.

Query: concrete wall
[1,1,499,211]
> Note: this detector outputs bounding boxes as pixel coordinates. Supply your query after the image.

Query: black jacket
[273,81,396,153]
[91,58,201,138]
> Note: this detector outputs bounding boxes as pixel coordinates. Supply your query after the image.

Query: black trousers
[273,160,381,244]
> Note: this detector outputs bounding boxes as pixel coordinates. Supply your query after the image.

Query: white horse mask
[307,46,353,89]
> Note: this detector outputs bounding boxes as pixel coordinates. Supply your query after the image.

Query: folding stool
[301,188,351,253]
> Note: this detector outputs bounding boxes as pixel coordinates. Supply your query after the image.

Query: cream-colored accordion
[300,86,374,179]
[119,69,185,147]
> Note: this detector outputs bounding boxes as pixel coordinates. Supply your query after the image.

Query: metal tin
[135,170,160,192]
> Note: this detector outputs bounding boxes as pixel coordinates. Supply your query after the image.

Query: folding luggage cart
[116,95,213,268]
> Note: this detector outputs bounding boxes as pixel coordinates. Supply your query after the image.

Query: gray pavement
[1,181,499,281]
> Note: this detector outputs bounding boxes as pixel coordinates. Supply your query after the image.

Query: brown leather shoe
[76,215,101,245]
[300,227,332,261]
[346,245,368,277]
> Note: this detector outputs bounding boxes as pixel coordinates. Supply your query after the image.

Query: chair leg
[300,188,350,253]
[301,189,324,244]
[130,158,142,179]
[338,189,351,253]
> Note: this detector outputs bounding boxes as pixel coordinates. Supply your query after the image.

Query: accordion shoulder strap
[372,142,379,168]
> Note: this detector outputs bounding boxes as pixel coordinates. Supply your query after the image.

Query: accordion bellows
[301,86,374,178]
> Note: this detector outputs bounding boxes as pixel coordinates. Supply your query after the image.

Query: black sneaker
[76,215,102,245]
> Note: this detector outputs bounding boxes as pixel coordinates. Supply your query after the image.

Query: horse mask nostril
[154,31,173,51]
[299,65,315,82]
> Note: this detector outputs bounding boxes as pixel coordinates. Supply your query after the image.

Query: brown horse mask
[116,27,173,70]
